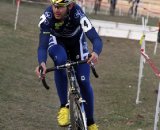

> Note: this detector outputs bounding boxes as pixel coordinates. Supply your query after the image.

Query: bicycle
[39,57,98,130]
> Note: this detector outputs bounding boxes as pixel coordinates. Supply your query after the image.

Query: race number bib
[80,17,92,32]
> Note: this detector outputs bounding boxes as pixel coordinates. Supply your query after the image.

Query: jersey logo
[74,9,84,19]
[55,22,64,29]
[44,12,52,18]
[38,14,49,27]
[80,17,92,32]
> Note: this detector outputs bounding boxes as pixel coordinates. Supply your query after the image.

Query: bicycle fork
[79,98,87,130]
[67,97,87,130]
[67,67,87,130]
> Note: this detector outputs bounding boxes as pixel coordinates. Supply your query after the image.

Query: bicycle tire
[69,93,87,130]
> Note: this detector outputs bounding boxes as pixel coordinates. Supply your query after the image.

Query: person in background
[110,0,117,15]
[35,0,103,130]
[158,22,160,43]
[128,0,140,17]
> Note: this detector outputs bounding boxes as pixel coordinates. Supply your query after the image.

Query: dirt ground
[1,1,160,130]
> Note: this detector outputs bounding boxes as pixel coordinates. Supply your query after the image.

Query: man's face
[52,5,68,20]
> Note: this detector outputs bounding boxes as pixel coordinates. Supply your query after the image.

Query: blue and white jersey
[38,4,103,64]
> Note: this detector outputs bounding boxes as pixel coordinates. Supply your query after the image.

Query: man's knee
[48,45,67,65]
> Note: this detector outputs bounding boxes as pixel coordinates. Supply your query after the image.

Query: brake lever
[90,61,99,78]
[39,66,50,90]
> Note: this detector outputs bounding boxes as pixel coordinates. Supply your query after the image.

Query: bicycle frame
[39,59,98,130]
[66,65,87,130]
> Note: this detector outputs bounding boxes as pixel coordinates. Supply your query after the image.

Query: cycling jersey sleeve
[84,26,103,55]
[37,7,52,64]
[77,8,103,55]
[38,30,50,64]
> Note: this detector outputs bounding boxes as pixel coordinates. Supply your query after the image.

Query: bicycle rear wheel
[69,93,87,130]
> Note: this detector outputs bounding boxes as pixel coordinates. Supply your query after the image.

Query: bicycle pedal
[65,103,69,107]
[79,98,86,103]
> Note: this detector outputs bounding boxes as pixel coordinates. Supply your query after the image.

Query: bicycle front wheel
[69,94,87,130]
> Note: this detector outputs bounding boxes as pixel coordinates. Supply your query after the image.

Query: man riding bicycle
[35,0,103,129]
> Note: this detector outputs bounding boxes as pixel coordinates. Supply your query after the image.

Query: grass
[0,1,160,130]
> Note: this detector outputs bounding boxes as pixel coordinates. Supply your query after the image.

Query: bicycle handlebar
[46,59,88,73]
[39,59,99,90]
[90,62,99,78]
[39,66,50,90]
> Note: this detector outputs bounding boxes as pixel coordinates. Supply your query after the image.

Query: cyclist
[35,0,103,130]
